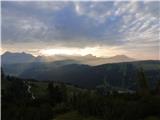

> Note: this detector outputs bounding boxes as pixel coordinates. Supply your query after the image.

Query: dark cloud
[1,1,159,59]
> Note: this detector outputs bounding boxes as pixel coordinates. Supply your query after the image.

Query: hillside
[2,60,160,89]
[2,70,160,120]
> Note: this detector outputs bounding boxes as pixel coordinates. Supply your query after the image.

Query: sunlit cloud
[1,1,159,60]
[39,46,125,57]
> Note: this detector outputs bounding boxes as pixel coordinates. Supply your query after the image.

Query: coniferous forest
[1,68,160,120]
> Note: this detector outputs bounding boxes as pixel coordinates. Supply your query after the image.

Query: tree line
[1,68,160,120]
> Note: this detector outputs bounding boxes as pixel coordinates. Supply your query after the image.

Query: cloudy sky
[1,1,160,59]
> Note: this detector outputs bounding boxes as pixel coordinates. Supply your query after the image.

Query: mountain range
[1,51,160,89]
[1,51,135,65]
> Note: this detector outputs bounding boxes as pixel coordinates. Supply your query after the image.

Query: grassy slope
[28,81,99,120]
[29,81,88,98]
[29,81,48,97]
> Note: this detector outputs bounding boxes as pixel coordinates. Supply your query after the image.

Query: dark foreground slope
[2,70,160,120]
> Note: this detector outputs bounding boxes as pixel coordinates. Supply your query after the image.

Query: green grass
[29,80,89,98]
[29,81,48,97]
[54,111,101,120]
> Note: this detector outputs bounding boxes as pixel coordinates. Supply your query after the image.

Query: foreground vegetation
[1,68,160,120]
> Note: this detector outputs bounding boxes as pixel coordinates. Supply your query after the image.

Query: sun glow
[40,47,98,56]
[39,46,124,57]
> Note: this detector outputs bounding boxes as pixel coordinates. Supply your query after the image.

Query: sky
[1,1,160,60]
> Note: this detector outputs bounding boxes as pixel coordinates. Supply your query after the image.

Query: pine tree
[48,82,54,99]
[155,80,160,95]
[47,82,56,106]
[137,68,150,96]
[59,83,67,103]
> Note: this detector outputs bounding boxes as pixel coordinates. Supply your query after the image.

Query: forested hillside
[2,69,160,120]
[2,60,160,89]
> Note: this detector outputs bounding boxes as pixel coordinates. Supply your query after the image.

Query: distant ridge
[1,51,136,65]
[2,51,35,64]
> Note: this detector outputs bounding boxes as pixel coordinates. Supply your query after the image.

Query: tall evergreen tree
[155,80,160,95]
[137,68,150,96]
[47,82,56,106]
